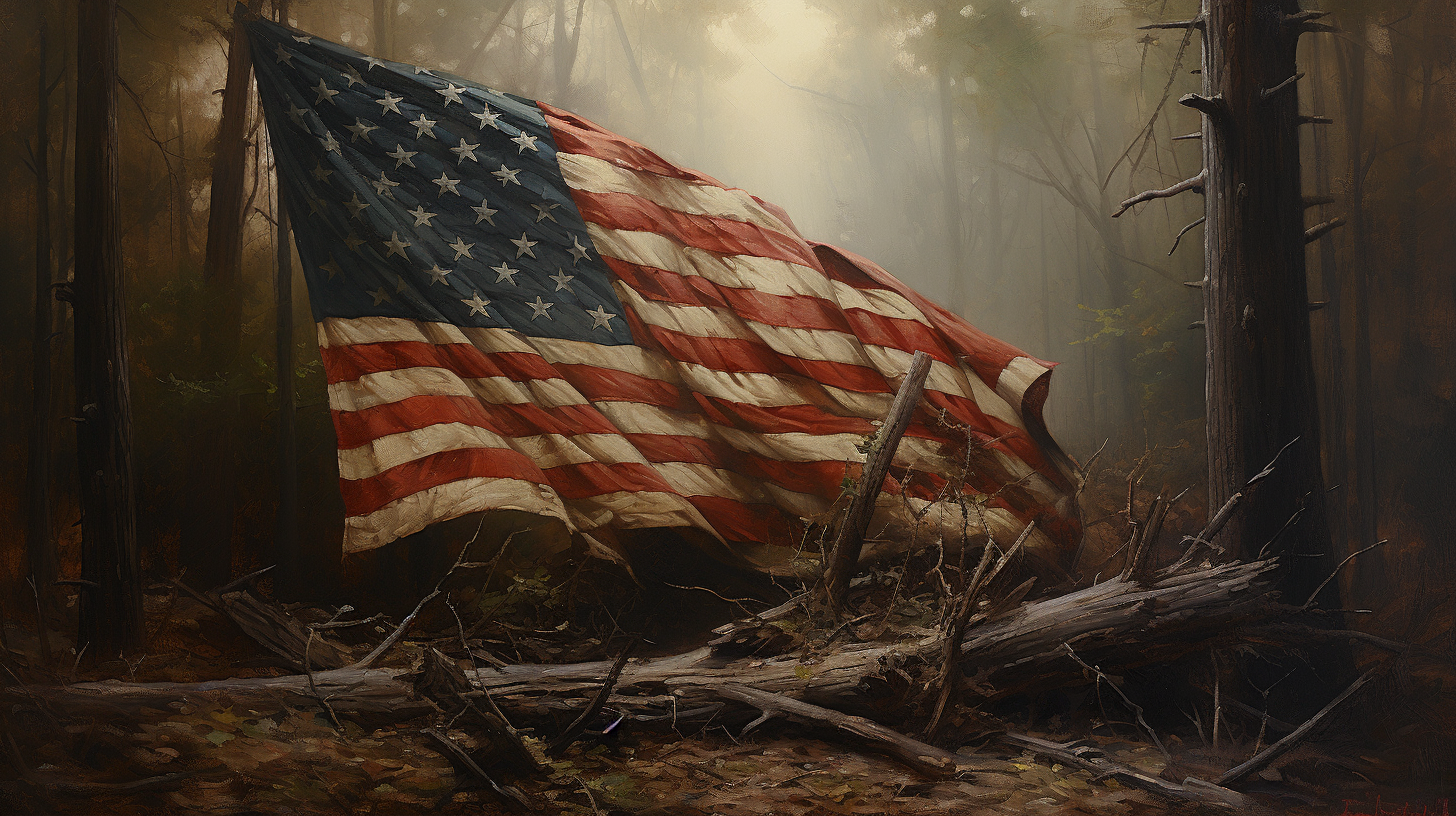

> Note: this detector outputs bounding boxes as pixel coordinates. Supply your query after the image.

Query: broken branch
[1304,216,1346,243]
[1113,171,1205,218]
[1167,216,1206,255]
[1217,667,1379,787]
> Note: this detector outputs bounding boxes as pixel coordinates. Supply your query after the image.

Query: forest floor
[0,572,1432,816]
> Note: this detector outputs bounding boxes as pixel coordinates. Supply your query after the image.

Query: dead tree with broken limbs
[1120,0,1345,615]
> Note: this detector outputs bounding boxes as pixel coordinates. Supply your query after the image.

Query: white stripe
[326,367,588,412]
[589,225,929,326]
[558,152,794,234]
[343,476,568,554]
[337,424,651,481]
[994,356,1049,417]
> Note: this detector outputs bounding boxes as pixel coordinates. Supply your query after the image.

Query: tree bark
[1197,0,1336,609]
[29,6,58,610]
[187,1,260,588]
[73,0,142,658]
[273,0,298,599]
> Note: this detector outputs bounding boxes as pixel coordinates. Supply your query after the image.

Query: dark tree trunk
[1337,36,1379,599]
[186,2,259,588]
[29,7,59,612]
[1196,0,1335,607]
[1306,34,1348,561]
[172,45,191,276]
[273,0,299,599]
[73,0,141,657]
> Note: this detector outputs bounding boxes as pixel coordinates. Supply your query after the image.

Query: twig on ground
[574,775,603,816]
[1064,643,1168,758]
[304,630,344,732]
[1218,666,1380,786]
[549,641,637,755]
[423,727,532,809]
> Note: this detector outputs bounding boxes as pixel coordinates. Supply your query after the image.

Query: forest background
[0,0,1452,775]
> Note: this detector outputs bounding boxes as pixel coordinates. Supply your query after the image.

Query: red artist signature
[1342,797,1450,816]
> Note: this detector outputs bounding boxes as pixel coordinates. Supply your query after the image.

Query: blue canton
[248,19,631,345]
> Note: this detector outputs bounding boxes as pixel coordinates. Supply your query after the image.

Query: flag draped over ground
[247,18,1081,570]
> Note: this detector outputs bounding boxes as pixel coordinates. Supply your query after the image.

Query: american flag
[248,19,1081,570]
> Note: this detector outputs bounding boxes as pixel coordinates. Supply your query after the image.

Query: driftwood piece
[711,683,975,778]
[1001,732,1257,811]
[20,559,1280,726]
[825,350,932,613]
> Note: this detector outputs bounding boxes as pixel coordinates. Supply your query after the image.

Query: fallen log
[15,558,1280,726]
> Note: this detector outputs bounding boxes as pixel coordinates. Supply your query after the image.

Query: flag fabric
[247,18,1081,570]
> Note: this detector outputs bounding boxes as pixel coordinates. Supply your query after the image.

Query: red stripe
[323,342,559,384]
[571,188,816,269]
[331,395,621,450]
[685,495,798,547]
[341,449,676,517]
[541,103,727,186]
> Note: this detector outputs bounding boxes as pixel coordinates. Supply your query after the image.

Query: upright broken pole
[824,351,932,614]
[74,0,142,656]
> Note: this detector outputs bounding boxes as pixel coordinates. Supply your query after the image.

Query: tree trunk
[73,0,141,658]
[29,7,58,611]
[187,1,259,588]
[272,0,298,599]
[1337,36,1379,603]
[172,46,191,277]
[938,62,965,314]
[604,0,653,115]
[1197,0,1335,608]
[1306,34,1348,563]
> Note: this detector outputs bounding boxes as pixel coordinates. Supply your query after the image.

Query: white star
[408,205,437,227]
[492,262,519,285]
[343,192,369,219]
[548,269,575,292]
[448,237,475,260]
[368,286,392,306]
[437,83,465,106]
[472,198,498,225]
[386,144,417,168]
[321,131,341,154]
[347,118,379,142]
[375,91,403,116]
[319,257,343,279]
[395,274,409,293]
[410,113,438,139]
[305,195,326,217]
[527,296,554,320]
[292,34,313,44]
[287,103,308,129]
[274,45,294,65]
[450,138,480,164]
[310,162,333,182]
[532,203,559,223]
[382,231,410,258]
[586,305,616,331]
[370,172,399,198]
[413,66,436,76]
[343,232,365,252]
[568,235,591,264]
[342,65,365,87]
[432,172,462,197]
[313,78,339,105]
[426,265,452,285]
[364,56,385,71]
[472,107,501,130]
[493,164,522,186]
[510,232,538,259]
[511,132,539,153]
[462,292,491,316]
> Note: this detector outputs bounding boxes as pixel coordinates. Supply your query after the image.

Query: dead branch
[1300,539,1389,611]
[1217,667,1380,787]
[1304,216,1347,243]
[548,641,636,755]
[1063,644,1168,758]
[1113,171,1205,218]
[1002,732,1256,810]
[711,683,973,778]
[1138,17,1204,30]
[825,351,932,614]
[1260,72,1305,101]
[422,727,532,809]
[304,630,344,732]
[1168,216,1206,255]
[1178,93,1228,121]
